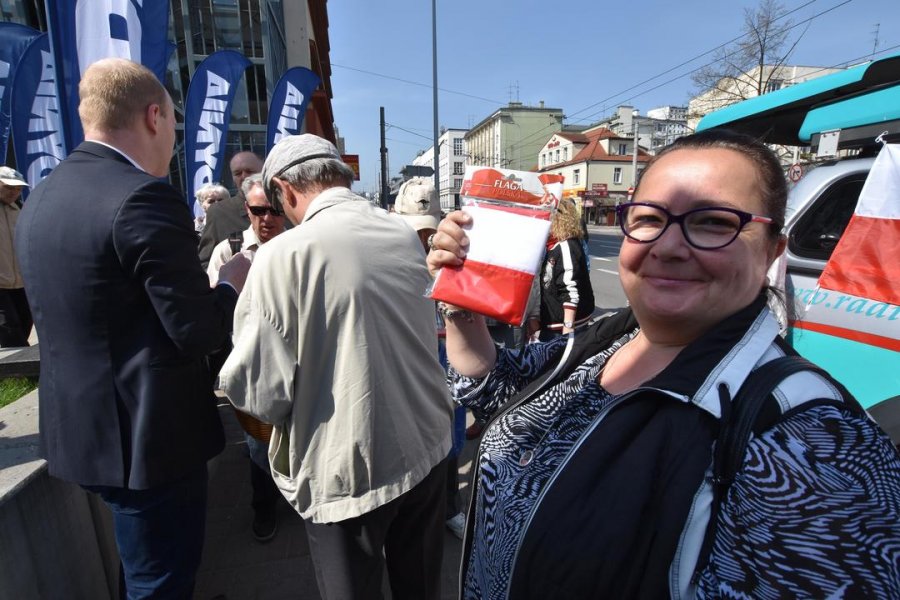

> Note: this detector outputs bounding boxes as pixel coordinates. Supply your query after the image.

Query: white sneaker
[446,513,465,540]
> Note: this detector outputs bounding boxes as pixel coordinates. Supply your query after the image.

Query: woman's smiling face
[619,147,785,343]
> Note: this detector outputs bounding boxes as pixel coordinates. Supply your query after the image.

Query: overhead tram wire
[570,0,854,125]
[500,0,857,158]
[385,123,434,141]
[331,62,503,105]
[336,0,858,162]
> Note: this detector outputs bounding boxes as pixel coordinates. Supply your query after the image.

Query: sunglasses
[246,204,284,217]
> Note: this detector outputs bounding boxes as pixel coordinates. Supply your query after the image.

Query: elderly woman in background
[533,197,594,340]
[428,130,900,599]
[193,182,230,233]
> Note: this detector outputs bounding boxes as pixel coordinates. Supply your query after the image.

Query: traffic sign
[788,163,803,182]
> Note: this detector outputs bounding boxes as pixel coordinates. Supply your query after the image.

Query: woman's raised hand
[426,210,472,278]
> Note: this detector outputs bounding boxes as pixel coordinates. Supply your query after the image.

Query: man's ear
[272,178,297,208]
[145,103,161,135]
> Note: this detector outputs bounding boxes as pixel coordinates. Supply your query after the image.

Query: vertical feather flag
[266,67,320,153]
[10,34,66,200]
[0,23,41,158]
[45,0,170,153]
[183,50,251,208]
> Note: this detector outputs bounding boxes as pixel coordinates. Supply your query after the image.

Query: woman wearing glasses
[428,130,900,599]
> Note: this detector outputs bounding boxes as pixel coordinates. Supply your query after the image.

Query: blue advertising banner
[183,50,251,208]
[0,23,41,159]
[266,67,320,153]
[45,0,170,153]
[10,34,66,200]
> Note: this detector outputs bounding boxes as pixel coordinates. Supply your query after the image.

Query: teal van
[697,52,900,441]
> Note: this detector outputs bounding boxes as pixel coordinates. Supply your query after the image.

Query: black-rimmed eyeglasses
[246,204,283,218]
[615,202,774,250]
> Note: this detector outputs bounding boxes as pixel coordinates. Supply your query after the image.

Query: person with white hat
[219,134,454,600]
[393,177,468,540]
[0,166,32,347]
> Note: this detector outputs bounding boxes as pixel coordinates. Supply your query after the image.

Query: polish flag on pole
[429,167,564,325]
[817,143,900,306]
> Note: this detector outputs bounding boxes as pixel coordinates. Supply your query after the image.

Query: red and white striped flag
[818,143,900,307]
[429,167,564,325]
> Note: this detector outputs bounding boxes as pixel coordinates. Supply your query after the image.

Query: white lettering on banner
[0,60,10,99]
[193,72,230,193]
[273,82,304,145]
[26,50,65,186]
[75,0,143,74]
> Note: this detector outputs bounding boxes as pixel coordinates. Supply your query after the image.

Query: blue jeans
[84,466,208,600]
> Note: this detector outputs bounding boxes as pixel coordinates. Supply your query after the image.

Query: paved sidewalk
[193,401,473,600]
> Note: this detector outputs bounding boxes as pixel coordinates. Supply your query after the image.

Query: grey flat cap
[262,134,342,196]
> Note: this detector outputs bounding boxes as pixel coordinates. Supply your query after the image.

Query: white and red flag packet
[817,143,900,308]
[429,167,564,325]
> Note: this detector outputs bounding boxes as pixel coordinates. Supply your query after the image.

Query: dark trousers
[0,287,32,347]
[445,454,460,519]
[250,457,279,514]
[304,458,448,600]
[84,466,208,600]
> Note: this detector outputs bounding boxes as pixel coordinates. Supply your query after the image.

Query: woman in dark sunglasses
[428,129,900,599]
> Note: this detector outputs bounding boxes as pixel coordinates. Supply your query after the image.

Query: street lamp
[432,0,440,202]
[631,109,640,187]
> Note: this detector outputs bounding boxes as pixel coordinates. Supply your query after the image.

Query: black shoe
[251,508,277,543]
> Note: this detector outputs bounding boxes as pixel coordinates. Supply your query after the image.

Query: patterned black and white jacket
[451,296,900,599]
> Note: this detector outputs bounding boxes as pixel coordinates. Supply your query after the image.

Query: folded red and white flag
[818,143,900,306]
[429,167,564,325]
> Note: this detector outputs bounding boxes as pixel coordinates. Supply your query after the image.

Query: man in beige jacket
[219,134,453,600]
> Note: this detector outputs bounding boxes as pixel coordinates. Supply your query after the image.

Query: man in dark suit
[197,151,263,268]
[15,58,249,599]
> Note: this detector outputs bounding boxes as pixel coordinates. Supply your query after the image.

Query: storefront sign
[342,154,360,180]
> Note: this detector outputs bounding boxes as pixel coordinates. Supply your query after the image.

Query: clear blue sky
[327,0,899,194]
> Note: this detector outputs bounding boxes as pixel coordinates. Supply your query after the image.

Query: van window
[789,175,866,261]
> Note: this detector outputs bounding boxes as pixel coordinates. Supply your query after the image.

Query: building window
[453,162,464,175]
[617,143,627,155]
[541,154,546,167]
[454,178,463,190]
[613,167,623,184]
[563,147,568,160]
[555,149,560,162]
[573,169,580,185]
[765,79,784,94]
[453,138,463,156]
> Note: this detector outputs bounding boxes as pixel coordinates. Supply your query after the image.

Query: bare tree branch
[691,0,797,100]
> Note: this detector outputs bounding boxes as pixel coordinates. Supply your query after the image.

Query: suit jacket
[197,191,249,269]
[16,141,237,489]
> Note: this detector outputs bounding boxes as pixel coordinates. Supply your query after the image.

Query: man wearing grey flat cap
[0,166,32,347]
[220,134,453,600]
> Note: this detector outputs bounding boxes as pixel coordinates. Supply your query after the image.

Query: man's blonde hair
[78,58,169,132]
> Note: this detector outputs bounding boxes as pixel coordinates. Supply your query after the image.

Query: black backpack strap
[691,355,863,583]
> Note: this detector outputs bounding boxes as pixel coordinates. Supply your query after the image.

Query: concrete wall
[0,391,117,599]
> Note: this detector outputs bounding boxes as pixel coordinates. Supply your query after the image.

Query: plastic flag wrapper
[428,167,564,325]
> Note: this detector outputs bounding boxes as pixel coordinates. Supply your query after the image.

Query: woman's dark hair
[636,129,787,239]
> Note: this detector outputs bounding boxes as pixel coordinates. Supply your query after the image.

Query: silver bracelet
[437,302,474,323]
